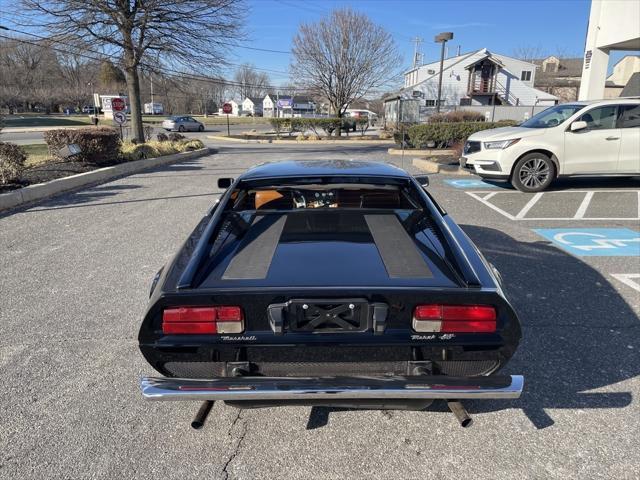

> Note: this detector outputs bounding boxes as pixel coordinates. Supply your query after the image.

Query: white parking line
[611,273,640,293]
[515,192,544,219]
[466,189,640,221]
[574,191,595,219]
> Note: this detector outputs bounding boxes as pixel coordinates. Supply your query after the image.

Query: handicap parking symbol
[534,228,640,256]
[444,179,500,189]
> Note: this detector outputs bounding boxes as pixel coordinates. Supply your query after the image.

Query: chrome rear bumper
[140,375,523,401]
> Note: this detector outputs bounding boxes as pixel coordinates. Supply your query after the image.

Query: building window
[521,70,532,81]
[425,100,435,107]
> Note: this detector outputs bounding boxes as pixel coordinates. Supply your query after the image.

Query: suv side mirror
[217,177,234,189]
[570,120,588,132]
[414,175,429,187]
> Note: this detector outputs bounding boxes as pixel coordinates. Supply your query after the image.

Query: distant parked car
[162,115,205,132]
[461,98,640,192]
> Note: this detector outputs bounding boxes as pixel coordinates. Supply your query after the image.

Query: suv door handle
[606,136,620,140]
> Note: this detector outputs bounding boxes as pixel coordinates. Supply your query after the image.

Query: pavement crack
[221,410,248,480]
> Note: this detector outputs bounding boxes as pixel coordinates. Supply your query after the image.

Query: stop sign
[111,97,126,112]
[222,103,233,114]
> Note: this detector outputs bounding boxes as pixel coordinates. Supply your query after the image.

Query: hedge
[428,110,486,123]
[43,127,121,165]
[407,120,516,149]
[0,142,26,185]
[268,117,357,137]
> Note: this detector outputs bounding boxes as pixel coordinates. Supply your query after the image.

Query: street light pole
[434,32,454,113]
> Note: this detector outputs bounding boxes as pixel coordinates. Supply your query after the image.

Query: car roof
[240,160,411,180]
[571,97,640,106]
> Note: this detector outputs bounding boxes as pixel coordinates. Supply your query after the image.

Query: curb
[207,135,393,145]
[272,139,394,145]
[388,148,456,156]
[412,158,472,176]
[0,148,211,212]
[2,125,90,133]
[207,135,267,143]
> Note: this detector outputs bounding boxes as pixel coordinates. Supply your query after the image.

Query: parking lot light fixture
[434,32,454,113]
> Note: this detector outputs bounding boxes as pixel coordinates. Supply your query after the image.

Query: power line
[0,27,296,89]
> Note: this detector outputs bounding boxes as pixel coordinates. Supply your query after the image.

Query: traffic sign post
[113,111,127,139]
[222,103,232,136]
[111,97,126,112]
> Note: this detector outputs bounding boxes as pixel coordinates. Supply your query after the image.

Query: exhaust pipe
[191,400,214,430]
[447,400,473,428]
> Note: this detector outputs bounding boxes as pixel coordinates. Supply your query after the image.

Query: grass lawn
[5,116,92,128]
[21,144,53,167]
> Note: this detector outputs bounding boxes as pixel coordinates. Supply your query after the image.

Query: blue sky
[1,0,635,87]
[235,0,635,85]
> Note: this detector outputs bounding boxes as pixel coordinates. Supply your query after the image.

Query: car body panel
[464,99,640,182]
[137,160,523,407]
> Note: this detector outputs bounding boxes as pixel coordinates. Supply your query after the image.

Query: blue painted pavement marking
[534,228,640,256]
[444,179,501,189]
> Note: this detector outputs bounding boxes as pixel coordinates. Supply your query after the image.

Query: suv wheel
[512,153,555,192]
[178,125,185,132]
[198,124,204,132]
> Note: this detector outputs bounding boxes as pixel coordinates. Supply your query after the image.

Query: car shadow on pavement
[548,176,640,191]
[460,224,636,429]
[305,224,636,431]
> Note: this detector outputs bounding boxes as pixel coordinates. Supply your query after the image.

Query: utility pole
[411,36,424,68]
[434,32,454,113]
[150,75,154,115]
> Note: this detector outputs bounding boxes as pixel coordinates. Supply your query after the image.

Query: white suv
[461,98,640,192]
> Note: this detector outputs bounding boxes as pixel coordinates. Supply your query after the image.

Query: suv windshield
[520,104,584,128]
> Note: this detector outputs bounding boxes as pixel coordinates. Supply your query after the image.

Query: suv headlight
[483,139,520,149]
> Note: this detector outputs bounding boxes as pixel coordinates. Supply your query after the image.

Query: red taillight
[162,306,244,334]
[413,304,496,333]
[216,306,243,322]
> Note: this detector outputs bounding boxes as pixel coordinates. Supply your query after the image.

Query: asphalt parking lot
[1,142,638,479]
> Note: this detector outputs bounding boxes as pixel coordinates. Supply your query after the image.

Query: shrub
[268,118,298,137]
[317,117,341,137]
[43,127,120,165]
[167,132,185,142]
[143,125,154,141]
[378,130,393,140]
[428,110,486,123]
[407,121,517,149]
[120,142,159,161]
[307,133,320,141]
[177,139,205,151]
[0,142,27,185]
[296,133,307,141]
[156,132,169,142]
[356,118,369,136]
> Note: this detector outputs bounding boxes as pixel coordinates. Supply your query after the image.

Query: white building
[262,94,316,117]
[403,48,557,106]
[606,55,640,87]
[241,97,264,116]
[579,0,640,100]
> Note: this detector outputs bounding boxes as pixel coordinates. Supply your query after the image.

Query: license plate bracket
[287,299,371,333]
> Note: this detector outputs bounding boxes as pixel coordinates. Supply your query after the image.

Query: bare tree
[291,8,401,134]
[233,63,270,100]
[22,0,245,142]
[512,45,547,63]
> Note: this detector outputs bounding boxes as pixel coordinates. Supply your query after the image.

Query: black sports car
[138,160,523,428]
